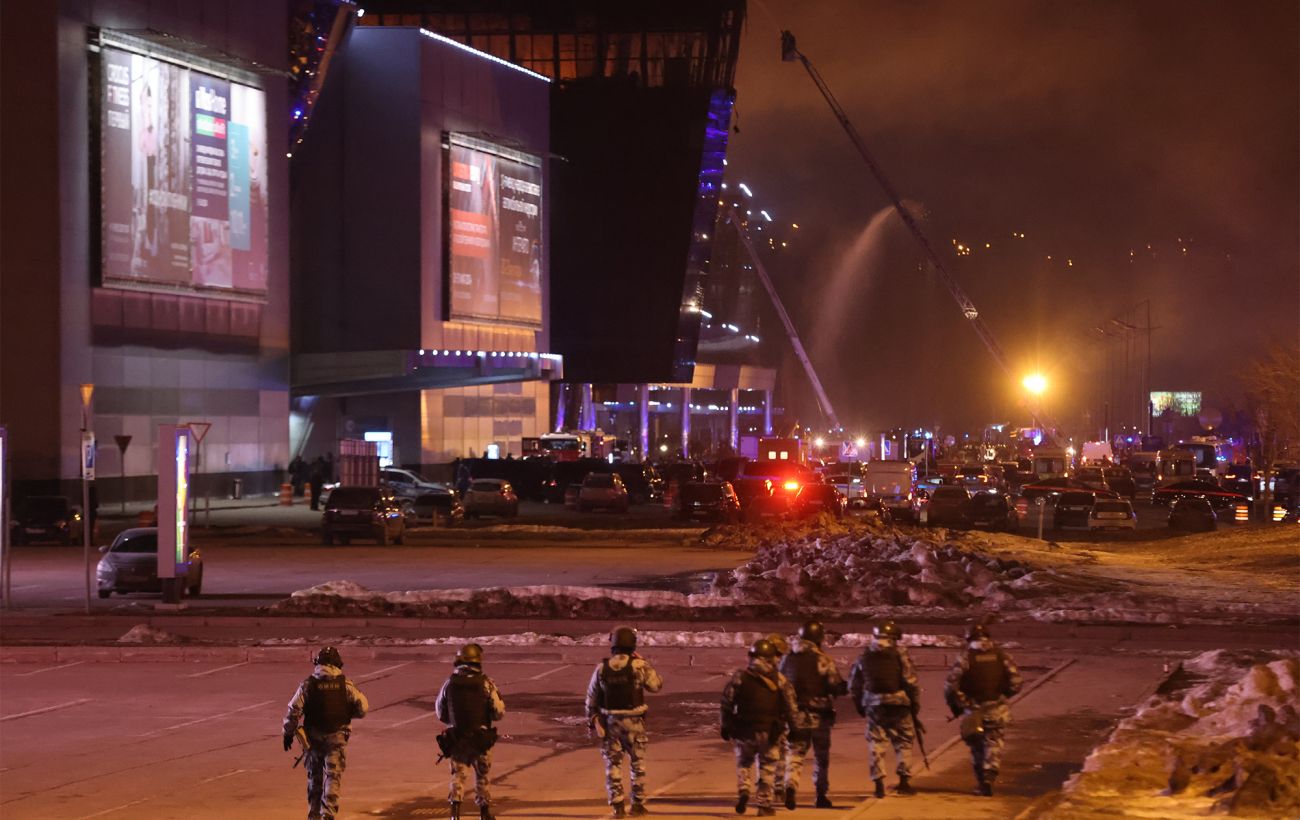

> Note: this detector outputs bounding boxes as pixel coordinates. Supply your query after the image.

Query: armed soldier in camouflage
[764,632,791,802]
[585,626,664,817]
[720,638,801,816]
[282,646,370,820]
[436,643,507,820]
[849,620,920,798]
[778,620,847,809]
[943,623,1023,796]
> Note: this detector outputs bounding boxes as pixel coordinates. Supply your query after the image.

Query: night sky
[726,0,1298,435]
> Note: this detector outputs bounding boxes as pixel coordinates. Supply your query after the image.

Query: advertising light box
[156,425,191,578]
[1150,391,1202,418]
[100,46,268,296]
[446,135,543,326]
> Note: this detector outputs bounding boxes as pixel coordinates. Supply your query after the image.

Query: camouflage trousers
[965,702,1010,782]
[784,719,832,796]
[449,751,492,807]
[304,741,346,820]
[734,731,782,808]
[600,714,649,805]
[865,705,915,780]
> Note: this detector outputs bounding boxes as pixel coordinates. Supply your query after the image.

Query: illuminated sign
[156,425,191,578]
[100,46,268,295]
[1150,391,1202,417]
[445,134,543,327]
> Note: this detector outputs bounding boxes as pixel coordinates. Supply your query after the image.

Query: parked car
[1102,467,1137,499]
[1075,466,1108,492]
[1168,497,1216,532]
[732,476,778,520]
[968,492,1018,531]
[1152,479,1249,511]
[563,483,583,509]
[413,490,463,526]
[609,463,664,504]
[1020,477,1112,502]
[578,472,629,513]
[463,479,519,519]
[380,468,445,500]
[849,496,894,524]
[321,486,407,544]
[1220,464,1256,500]
[792,484,846,519]
[924,486,971,527]
[1089,499,1137,531]
[675,481,742,523]
[955,465,992,493]
[1053,491,1097,530]
[96,527,202,598]
[11,495,80,545]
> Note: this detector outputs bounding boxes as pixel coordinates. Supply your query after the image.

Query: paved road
[0,637,1179,819]
[1,527,746,612]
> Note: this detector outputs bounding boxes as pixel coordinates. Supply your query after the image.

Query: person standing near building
[309,456,326,511]
[585,626,664,817]
[436,643,506,820]
[849,620,920,798]
[721,638,801,816]
[944,623,1023,796]
[282,646,369,820]
[779,620,847,809]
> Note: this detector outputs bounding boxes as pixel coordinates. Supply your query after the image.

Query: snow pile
[281,630,962,650]
[270,580,769,619]
[117,624,184,644]
[1053,650,1300,817]
[708,526,1125,613]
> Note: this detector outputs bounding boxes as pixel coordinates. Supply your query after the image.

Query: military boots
[897,774,916,795]
[449,802,461,820]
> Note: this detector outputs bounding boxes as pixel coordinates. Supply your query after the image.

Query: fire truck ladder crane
[726,207,842,432]
[779,31,1013,381]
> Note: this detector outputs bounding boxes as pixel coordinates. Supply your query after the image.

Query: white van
[863,460,918,518]
[1032,447,1070,480]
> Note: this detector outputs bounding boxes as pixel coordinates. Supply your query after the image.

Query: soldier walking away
[436,643,507,820]
[720,639,801,816]
[779,621,847,809]
[764,632,790,802]
[282,646,370,820]
[944,623,1023,796]
[849,620,921,798]
[585,626,665,817]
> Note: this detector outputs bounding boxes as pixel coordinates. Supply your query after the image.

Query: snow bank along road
[4,630,1284,820]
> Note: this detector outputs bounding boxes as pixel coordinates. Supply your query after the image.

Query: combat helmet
[610,626,638,653]
[314,646,343,668]
[873,620,902,641]
[798,620,826,646]
[455,642,484,666]
[749,638,780,659]
[965,623,992,642]
[766,632,790,656]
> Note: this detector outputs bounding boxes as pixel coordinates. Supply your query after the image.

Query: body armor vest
[303,676,351,734]
[783,652,828,705]
[862,646,903,693]
[448,670,491,728]
[600,658,644,711]
[734,670,781,727]
[960,649,1007,703]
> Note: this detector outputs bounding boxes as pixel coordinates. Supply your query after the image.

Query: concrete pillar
[579,383,595,430]
[638,384,650,460]
[728,388,739,452]
[763,389,774,436]
[680,387,691,459]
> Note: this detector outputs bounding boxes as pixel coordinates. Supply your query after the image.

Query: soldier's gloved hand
[720,726,732,741]
[283,733,294,752]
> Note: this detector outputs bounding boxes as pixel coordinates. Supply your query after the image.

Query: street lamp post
[79,384,95,614]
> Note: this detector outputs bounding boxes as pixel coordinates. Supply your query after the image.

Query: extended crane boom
[727,208,842,431]
[779,31,1014,380]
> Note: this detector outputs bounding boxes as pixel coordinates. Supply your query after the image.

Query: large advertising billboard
[100,47,268,295]
[446,137,543,326]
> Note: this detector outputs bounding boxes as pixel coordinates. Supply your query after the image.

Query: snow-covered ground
[1050,649,1300,818]
[269,522,1299,625]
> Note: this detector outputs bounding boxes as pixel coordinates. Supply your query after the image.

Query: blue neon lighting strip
[418,28,551,83]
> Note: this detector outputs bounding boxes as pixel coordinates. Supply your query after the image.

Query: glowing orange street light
[1022,373,1048,395]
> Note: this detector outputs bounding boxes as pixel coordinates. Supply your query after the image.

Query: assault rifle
[291,727,311,768]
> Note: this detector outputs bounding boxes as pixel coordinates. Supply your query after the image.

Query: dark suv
[11,496,80,545]
[321,486,406,545]
[1053,491,1096,530]
[676,481,741,522]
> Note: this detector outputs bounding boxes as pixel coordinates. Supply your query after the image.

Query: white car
[1088,499,1137,531]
